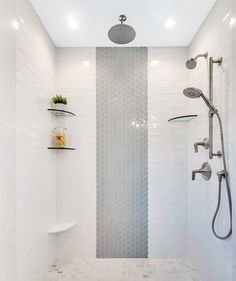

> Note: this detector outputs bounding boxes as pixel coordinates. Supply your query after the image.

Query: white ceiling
[30,0,216,47]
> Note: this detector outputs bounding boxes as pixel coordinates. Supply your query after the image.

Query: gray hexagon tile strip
[96,47,148,258]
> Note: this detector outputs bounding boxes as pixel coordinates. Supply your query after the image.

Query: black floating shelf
[48,147,76,150]
[48,108,76,116]
[168,114,198,123]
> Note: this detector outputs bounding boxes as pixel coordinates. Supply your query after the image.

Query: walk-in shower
[183,87,232,240]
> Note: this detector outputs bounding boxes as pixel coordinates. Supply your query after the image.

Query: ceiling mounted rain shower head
[186,52,208,70]
[108,15,136,44]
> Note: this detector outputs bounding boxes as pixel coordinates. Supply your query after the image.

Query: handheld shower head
[186,52,208,69]
[183,87,202,98]
[183,87,218,113]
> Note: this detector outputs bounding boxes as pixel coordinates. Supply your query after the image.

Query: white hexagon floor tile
[48,258,202,281]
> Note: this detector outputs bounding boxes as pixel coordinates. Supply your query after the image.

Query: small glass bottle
[53,127,66,148]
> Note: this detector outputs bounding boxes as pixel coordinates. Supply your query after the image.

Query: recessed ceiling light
[12,20,20,30]
[165,18,176,29]
[67,18,79,30]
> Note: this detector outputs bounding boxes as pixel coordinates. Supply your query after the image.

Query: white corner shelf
[48,222,76,235]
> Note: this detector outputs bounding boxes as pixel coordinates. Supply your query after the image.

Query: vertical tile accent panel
[96,47,148,258]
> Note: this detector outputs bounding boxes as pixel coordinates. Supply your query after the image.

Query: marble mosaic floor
[48,258,203,281]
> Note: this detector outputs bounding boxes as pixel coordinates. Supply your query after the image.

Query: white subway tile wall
[187,0,234,280]
[16,0,56,281]
[148,47,189,258]
[55,48,96,262]
[233,0,236,276]
[0,0,16,280]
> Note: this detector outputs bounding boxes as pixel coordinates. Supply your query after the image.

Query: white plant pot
[55,103,66,111]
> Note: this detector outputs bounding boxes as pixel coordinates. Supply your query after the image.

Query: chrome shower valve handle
[194,138,209,153]
[192,162,212,181]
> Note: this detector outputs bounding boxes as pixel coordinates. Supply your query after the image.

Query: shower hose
[211,112,232,240]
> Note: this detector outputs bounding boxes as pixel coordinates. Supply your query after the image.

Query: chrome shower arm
[194,52,208,60]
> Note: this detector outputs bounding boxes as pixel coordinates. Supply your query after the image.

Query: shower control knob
[192,162,212,181]
[194,138,209,153]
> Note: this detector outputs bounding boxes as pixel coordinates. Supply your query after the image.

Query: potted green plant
[52,95,68,110]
